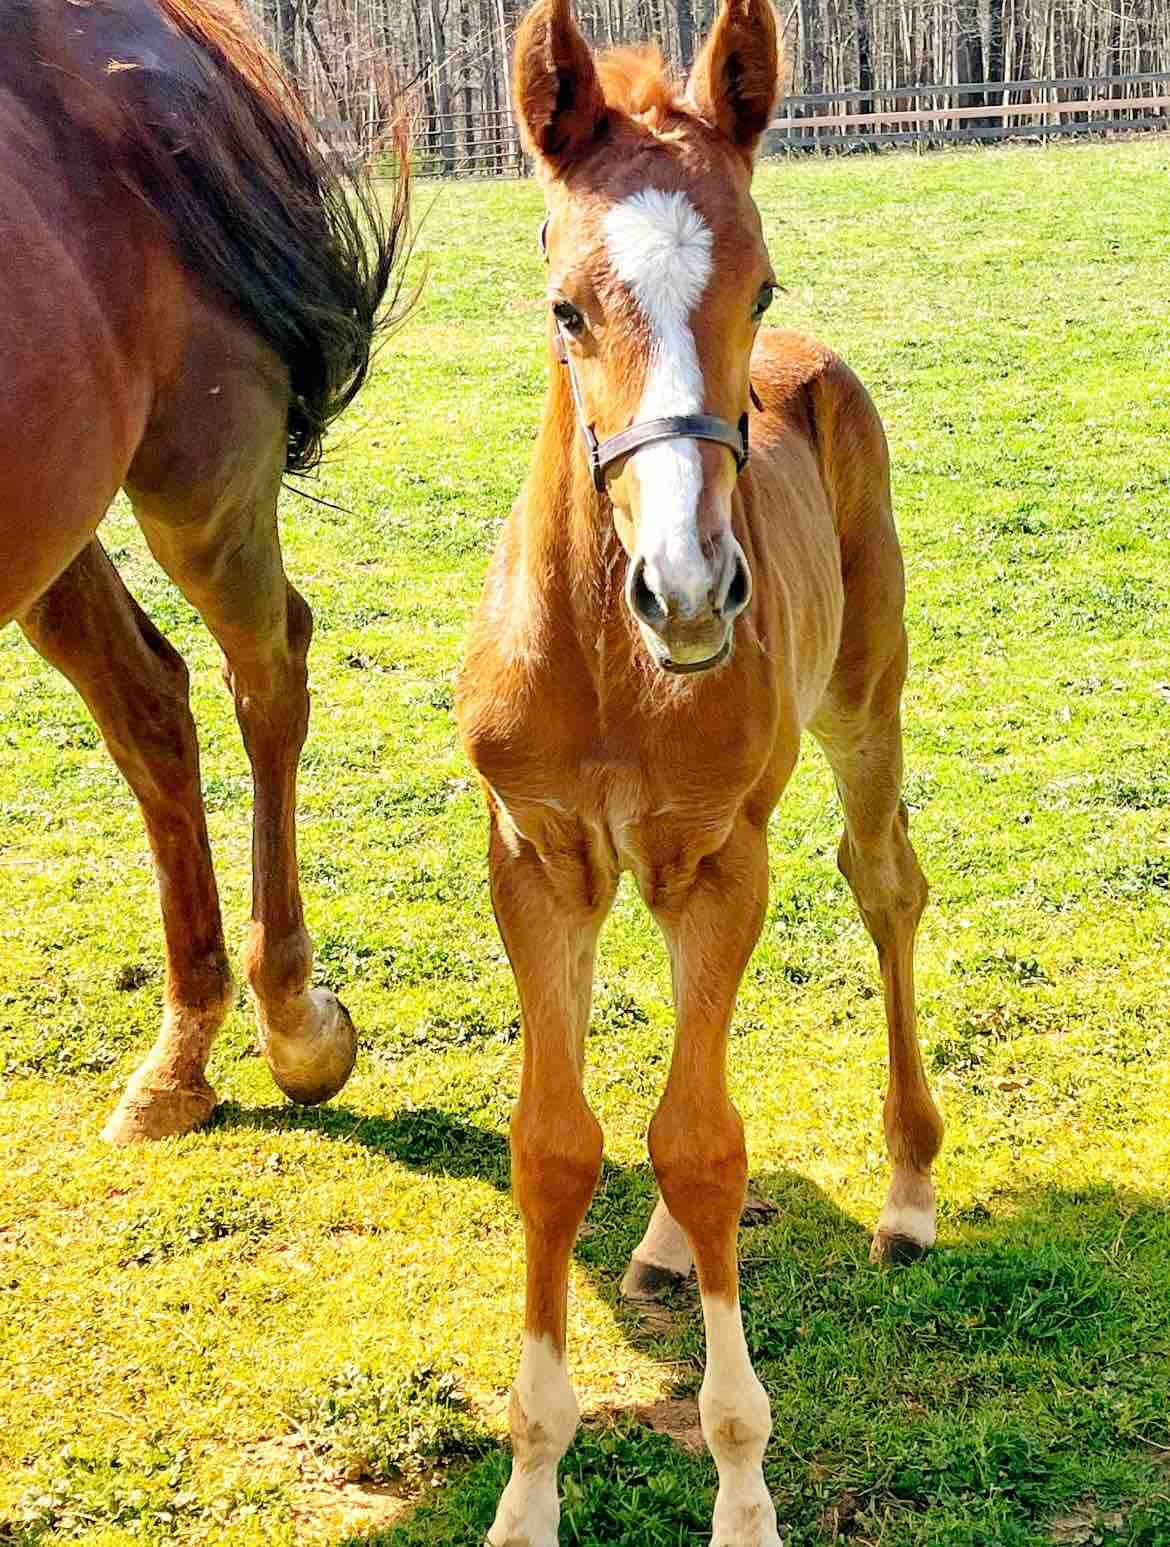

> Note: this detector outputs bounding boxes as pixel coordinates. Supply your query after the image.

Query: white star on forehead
[603,188,713,321]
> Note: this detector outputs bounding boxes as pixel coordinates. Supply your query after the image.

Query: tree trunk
[675,0,695,68]
[428,0,454,174]
[854,0,873,122]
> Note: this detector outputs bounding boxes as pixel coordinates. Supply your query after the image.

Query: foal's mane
[37,0,410,473]
[595,45,688,124]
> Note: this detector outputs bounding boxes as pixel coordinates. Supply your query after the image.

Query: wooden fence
[332,68,1170,176]
[413,106,525,177]
[770,69,1170,149]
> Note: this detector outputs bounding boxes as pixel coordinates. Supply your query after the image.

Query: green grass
[2,139,1170,1546]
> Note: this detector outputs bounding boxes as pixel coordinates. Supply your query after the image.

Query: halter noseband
[541,216,754,495]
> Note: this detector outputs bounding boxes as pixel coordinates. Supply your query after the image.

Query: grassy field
[2,138,1170,1547]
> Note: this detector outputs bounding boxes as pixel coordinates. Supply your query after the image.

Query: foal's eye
[751,283,775,322]
[552,299,585,336]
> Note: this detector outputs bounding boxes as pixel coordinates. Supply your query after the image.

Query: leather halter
[541,216,755,495]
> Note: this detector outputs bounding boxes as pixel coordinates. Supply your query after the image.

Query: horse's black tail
[45,0,412,473]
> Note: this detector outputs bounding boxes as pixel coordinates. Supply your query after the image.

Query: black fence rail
[413,106,526,177]
[316,107,524,176]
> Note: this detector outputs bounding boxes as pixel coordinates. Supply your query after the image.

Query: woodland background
[242,0,1170,163]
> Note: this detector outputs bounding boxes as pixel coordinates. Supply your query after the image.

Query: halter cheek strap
[542,215,757,495]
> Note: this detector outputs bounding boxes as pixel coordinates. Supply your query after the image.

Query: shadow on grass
[213,1103,1170,1547]
[213,1097,869,1308]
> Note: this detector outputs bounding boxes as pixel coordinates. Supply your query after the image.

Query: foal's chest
[483,685,776,903]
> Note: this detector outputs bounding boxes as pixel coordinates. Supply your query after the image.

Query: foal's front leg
[646,819,780,1547]
[486,819,614,1547]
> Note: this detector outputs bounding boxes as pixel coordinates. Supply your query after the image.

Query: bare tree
[241,0,1170,161]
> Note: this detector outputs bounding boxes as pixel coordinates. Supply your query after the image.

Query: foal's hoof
[870,1229,930,1266]
[102,1072,218,1144]
[621,1256,689,1301]
[870,1192,936,1265]
[262,988,358,1106]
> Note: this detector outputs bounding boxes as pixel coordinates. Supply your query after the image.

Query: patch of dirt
[1144,1441,1170,1471]
[267,1246,313,1274]
[113,962,153,991]
[291,1476,411,1539]
[817,1489,861,1538]
[592,1397,706,1456]
[741,1193,779,1227]
[243,1435,413,1541]
[630,1302,685,1339]
[637,1398,705,1454]
[1049,1503,1125,1544]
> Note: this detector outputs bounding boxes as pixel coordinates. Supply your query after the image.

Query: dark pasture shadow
[215,1104,1170,1547]
[213,1097,868,1305]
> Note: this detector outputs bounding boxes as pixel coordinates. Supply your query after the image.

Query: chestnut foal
[456,0,943,1539]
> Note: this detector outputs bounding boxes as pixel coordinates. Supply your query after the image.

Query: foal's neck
[527,354,625,617]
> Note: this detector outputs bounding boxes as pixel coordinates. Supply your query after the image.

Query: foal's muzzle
[626,539,752,674]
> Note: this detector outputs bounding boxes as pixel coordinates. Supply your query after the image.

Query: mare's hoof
[870,1229,930,1266]
[621,1256,689,1301]
[263,988,357,1106]
[102,1073,218,1144]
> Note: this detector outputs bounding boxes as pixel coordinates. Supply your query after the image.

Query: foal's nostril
[627,557,666,626]
[724,551,752,617]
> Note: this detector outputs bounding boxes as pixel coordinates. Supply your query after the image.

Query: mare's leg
[127,378,354,1107]
[21,541,232,1141]
[813,635,942,1263]
[645,819,779,1547]
[486,816,615,1547]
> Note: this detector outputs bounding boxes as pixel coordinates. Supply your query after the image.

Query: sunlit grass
[1,139,1169,1545]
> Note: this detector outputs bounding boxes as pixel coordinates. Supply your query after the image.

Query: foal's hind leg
[813,640,943,1264]
[21,541,233,1142]
[622,1188,777,1300]
[128,396,354,1107]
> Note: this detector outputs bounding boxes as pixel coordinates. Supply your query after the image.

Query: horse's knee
[226,582,313,750]
[285,583,313,661]
[840,819,928,940]
[114,623,194,749]
[648,1102,747,1244]
[511,1099,603,1234]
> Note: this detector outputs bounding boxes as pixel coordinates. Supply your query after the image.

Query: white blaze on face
[602,188,713,616]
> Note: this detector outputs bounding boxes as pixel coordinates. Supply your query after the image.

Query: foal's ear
[686,0,781,160]
[513,0,608,175]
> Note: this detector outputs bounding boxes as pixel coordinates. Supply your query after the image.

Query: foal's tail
[43,0,412,474]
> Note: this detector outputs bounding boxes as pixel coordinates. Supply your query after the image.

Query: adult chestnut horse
[1,0,407,1142]
[456,0,943,1539]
